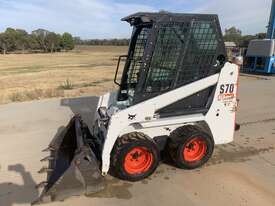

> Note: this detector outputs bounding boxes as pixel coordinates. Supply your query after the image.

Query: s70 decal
[220,84,234,94]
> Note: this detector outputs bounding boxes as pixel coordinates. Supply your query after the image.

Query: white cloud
[191,0,271,34]
[0,0,272,38]
[0,0,155,38]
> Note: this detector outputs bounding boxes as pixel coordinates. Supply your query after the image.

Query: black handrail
[114,55,128,86]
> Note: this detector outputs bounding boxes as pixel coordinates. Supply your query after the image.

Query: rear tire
[168,125,214,169]
[111,132,160,181]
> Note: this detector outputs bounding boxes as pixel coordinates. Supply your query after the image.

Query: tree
[28,34,40,50]
[224,27,242,46]
[15,29,29,53]
[238,32,267,48]
[3,28,17,51]
[159,10,170,14]
[239,35,255,48]
[0,33,8,54]
[45,32,61,52]
[256,32,266,39]
[225,27,242,36]
[73,37,81,45]
[61,32,74,51]
[32,29,50,52]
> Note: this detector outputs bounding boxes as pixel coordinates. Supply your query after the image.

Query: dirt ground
[0,46,127,104]
[0,74,275,206]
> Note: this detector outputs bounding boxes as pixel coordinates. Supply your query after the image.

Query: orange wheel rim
[124,147,153,175]
[183,137,207,162]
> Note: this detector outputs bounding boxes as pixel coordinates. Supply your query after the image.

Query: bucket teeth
[38,167,53,174]
[40,156,54,162]
[36,181,48,189]
[42,146,55,152]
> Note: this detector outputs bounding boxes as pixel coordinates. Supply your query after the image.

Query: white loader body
[97,62,239,174]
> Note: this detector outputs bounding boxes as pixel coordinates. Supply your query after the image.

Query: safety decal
[218,84,235,101]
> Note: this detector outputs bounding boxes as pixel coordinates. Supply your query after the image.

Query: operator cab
[114,18,152,103]
[114,12,227,116]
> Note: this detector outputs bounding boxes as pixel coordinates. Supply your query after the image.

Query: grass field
[0,46,128,104]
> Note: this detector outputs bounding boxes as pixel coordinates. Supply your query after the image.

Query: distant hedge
[74,38,130,46]
[0,28,74,54]
[0,27,130,54]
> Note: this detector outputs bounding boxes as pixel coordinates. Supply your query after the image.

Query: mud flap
[33,115,105,204]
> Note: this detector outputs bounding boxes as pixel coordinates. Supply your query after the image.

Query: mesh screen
[177,21,219,85]
[127,27,150,85]
[145,23,184,92]
[145,21,219,93]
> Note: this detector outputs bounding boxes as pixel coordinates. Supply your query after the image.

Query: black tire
[110,132,160,181]
[167,125,214,169]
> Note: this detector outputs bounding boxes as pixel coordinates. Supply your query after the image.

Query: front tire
[168,125,214,169]
[110,132,160,181]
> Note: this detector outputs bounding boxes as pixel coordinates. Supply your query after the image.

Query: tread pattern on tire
[110,132,159,181]
[168,125,214,169]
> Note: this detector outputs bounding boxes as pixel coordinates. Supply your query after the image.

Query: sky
[0,0,273,39]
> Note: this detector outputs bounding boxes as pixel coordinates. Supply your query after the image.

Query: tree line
[0,28,75,54]
[76,27,265,48]
[74,37,129,46]
[0,27,130,55]
[223,26,266,48]
[0,26,267,55]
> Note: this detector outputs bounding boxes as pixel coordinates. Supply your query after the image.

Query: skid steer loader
[34,12,240,204]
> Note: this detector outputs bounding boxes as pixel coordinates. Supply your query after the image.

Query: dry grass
[0,45,127,104]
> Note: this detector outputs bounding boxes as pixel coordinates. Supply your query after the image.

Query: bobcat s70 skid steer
[34,12,240,204]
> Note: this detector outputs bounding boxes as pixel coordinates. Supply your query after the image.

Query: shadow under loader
[0,164,39,206]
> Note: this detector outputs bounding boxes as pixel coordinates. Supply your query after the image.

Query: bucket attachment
[33,115,105,204]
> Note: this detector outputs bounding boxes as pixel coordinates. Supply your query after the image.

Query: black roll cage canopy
[115,12,226,105]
